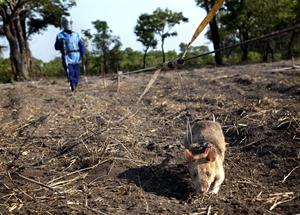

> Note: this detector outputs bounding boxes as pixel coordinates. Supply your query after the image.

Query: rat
[184,120,226,194]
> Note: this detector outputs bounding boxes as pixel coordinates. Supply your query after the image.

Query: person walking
[55,15,86,91]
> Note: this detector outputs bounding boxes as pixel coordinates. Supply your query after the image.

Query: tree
[258,0,299,60]
[81,29,93,75]
[179,43,213,66]
[0,0,75,81]
[286,1,300,58]
[0,23,5,58]
[92,20,121,74]
[0,45,5,58]
[219,0,252,62]
[220,0,300,62]
[195,0,223,65]
[109,39,122,72]
[134,14,157,68]
[151,8,188,63]
[120,48,143,71]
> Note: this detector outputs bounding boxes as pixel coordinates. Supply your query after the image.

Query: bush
[0,59,12,83]
[248,51,261,63]
[42,58,65,77]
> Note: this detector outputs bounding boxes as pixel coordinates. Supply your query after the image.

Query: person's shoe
[70,84,76,91]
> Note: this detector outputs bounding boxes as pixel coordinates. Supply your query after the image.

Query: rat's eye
[206,172,211,177]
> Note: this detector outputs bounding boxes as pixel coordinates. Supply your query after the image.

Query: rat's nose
[200,186,208,193]
[196,186,208,194]
[199,182,209,193]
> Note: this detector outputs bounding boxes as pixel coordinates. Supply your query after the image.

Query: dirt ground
[0,60,299,215]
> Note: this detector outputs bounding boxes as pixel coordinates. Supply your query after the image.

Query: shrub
[0,59,12,83]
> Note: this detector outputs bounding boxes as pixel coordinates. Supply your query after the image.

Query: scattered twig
[48,173,88,189]
[138,176,149,213]
[241,138,264,149]
[47,158,112,185]
[206,205,212,215]
[252,191,263,202]
[269,197,296,211]
[14,172,58,193]
[67,201,108,215]
[282,166,299,183]
[256,191,295,211]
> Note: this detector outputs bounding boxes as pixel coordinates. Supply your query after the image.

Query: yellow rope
[181,0,225,60]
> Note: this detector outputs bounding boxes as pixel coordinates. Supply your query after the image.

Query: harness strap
[67,49,80,53]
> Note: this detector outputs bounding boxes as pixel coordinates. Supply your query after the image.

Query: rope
[185,23,300,62]
[104,0,225,79]
[97,0,225,125]
[95,2,300,126]
[95,68,162,124]
[180,0,225,60]
[175,69,194,144]
[117,23,300,77]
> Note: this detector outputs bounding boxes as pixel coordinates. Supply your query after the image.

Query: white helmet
[61,15,73,31]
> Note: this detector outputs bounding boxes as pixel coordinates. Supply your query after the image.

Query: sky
[2,0,212,62]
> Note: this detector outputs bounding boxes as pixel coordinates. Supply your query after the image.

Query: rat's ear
[184,149,194,161]
[206,147,217,162]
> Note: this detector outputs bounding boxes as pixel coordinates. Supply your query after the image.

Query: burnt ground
[0,60,299,214]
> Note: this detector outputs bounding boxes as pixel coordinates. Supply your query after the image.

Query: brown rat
[184,120,226,194]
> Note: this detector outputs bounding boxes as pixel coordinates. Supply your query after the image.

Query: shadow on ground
[118,163,194,201]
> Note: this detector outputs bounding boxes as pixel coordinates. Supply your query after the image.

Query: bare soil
[0,60,299,215]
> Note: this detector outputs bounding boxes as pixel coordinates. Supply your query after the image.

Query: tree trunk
[3,14,31,81]
[143,52,147,69]
[209,17,222,65]
[161,37,166,63]
[241,44,249,62]
[98,55,103,74]
[268,43,274,61]
[142,47,149,68]
[204,0,222,65]
[262,43,268,62]
[239,28,249,62]
[287,31,295,59]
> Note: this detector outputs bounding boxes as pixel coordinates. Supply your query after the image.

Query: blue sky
[2,0,211,62]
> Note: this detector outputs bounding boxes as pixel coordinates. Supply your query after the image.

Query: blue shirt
[55,31,85,64]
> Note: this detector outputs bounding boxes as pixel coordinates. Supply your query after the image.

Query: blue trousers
[63,61,80,87]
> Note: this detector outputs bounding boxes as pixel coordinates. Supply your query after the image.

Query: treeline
[0,0,299,83]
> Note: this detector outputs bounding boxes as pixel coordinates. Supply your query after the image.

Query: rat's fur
[184,121,226,194]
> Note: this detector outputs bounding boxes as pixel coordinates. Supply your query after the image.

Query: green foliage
[0,45,6,58]
[248,51,261,63]
[120,48,143,72]
[30,58,44,79]
[179,43,214,66]
[81,29,93,76]
[151,8,188,41]
[42,58,65,77]
[92,20,112,53]
[2,0,300,81]
[195,0,300,63]
[109,40,123,72]
[27,0,76,36]
[134,13,158,68]
[144,50,178,67]
[134,14,158,52]
[0,0,75,80]
[134,8,188,66]
[91,20,122,73]
[219,0,300,62]
[151,8,188,63]
[0,58,12,83]
[195,0,223,65]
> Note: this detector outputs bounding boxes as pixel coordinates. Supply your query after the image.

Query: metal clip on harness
[162,58,185,70]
